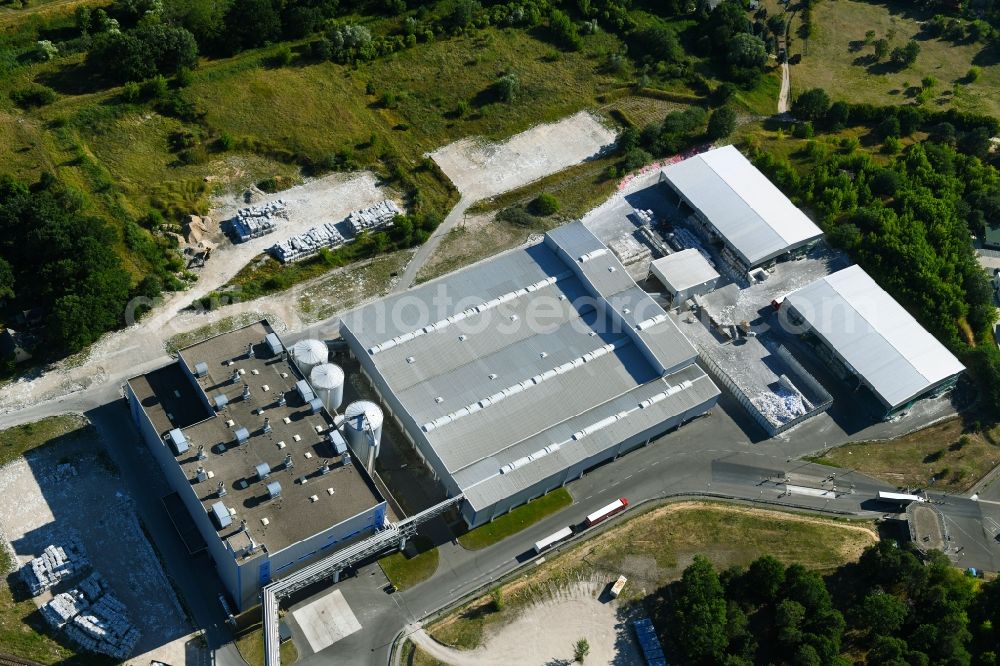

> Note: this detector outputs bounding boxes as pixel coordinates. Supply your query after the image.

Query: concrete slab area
[292,588,362,653]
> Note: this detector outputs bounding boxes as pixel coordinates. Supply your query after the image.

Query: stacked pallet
[232,200,287,242]
[41,589,88,629]
[67,593,141,660]
[38,571,141,660]
[269,223,346,262]
[21,541,87,595]
[346,200,400,234]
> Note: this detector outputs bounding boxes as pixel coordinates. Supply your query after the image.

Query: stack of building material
[77,571,108,602]
[67,592,141,660]
[21,541,87,595]
[41,577,141,660]
[269,223,345,262]
[231,200,287,242]
[41,589,89,629]
[346,200,400,234]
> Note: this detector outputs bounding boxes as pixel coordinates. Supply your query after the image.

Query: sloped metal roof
[660,145,823,266]
[342,221,717,505]
[784,265,964,409]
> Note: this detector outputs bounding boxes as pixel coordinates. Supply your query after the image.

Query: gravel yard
[430,111,616,202]
[412,581,640,666]
[0,424,194,663]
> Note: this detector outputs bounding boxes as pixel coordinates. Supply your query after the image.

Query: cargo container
[585,498,629,527]
[533,527,573,554]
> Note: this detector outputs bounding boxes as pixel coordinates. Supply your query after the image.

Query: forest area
[657,542,1000,665]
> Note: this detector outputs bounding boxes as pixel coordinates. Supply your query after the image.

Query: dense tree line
[656,544,999,665]
[0,176,133,355]
[72,0,774,84]
[753,94,1000,409]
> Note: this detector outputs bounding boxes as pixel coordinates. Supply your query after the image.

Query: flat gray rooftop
[129,321,382,556]
[343,221,718,509]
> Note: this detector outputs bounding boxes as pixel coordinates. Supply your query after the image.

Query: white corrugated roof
[785,265,964,409]
[661,145,823,266]
[650,249,719,293]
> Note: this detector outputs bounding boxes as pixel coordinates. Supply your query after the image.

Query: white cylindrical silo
[344,400,383,468]
[290,338,327,377]
[310,363,345,413]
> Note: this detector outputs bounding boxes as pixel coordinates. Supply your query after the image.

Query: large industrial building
[126,321,387,611]
[659,145,823,270]
[340,222,721,528]
[782,265,965,415]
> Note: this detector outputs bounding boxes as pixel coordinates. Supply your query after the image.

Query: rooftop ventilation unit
[266,481,282,499]
[328,430,348,455]
[230,369,241,385]
[214,394,229,411]
[234,427,250,445]
[217,481,227,497]
[246,343,255,359]
[195,466,208,482]
[318,460,331,475]
[262,417,272,434]
[167,428,189,455]
[283,453,294,470]
[309,398,324,414]
[296,379,315,404]
[196,444,206,460]
[265,333,284,356]
[194,362,208,378]
[241,384,251,401]
[255,462,271,481]
[210,501,232,529]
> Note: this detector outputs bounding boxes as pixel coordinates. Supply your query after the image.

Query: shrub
[490,587,504,611]
[707,106,737,140]
[174,66,193,88]
[966,66,981,83]
[574,638,590,663]
[217,132,235,151]
[10,84,57,109]
[495,72,519,103]
[792,121,814,139]
[121,81,142,103]
[140,75,169,101]
[271,44,293,67]
[497,205,536,227]
[530,193,560,216]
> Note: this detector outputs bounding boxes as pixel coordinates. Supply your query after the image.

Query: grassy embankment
[789,0,1000,117]
[810,417,1000,492]
[234,626,298,666]
[427,501,877,652]
[378,536,439,591]
[456,487,573,551]
[0,415,89,664]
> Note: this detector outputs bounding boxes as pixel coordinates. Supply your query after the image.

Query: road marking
[651,461,660,466]
[624,474,633,480]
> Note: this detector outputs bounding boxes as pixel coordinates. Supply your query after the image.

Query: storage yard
[267,200,401,263]
[0,423,191,661]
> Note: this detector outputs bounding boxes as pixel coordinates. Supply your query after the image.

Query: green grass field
[810,417,1000,492]
[0,415,91,664]
[791,0,1000,117]
[379,537,439,591]
[234,627,298,666]
[429,501,877,651]
[456,487,573,551]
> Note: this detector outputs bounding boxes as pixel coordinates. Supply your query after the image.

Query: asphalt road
[289,393,961,666]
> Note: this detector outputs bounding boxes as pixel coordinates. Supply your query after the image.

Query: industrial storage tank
[344,400,383,468]
[310,363,345,412]
[290,338,328,377]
